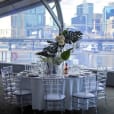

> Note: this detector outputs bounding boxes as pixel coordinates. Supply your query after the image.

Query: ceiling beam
[0,0,54,17]
[41,0,64,32]
[0,0,23,8]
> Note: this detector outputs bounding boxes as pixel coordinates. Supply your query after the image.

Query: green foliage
[36,29,83,64]
[61,48,73,60]
[62,30,82,44]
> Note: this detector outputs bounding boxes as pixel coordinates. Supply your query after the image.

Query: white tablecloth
[19,75,96,110]
[31,77,78,110]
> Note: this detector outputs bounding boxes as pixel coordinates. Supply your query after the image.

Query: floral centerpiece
[36,29,82,74]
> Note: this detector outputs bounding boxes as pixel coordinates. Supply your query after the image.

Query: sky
[0,16,11,29]
[0,0,114,28]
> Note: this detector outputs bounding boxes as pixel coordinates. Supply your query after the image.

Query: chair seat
[98,82,104,86]
[5,86,16,91]
[5,81,15,86]
[44,94,65,101]
[13,90,31,95]
[97,86,104,91]
[73,92,95,98]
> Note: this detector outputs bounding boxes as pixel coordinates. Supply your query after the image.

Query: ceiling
[0,0,55,17]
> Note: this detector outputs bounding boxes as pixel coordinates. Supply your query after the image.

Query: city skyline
[0,0,114,28]
[61,0,114,25]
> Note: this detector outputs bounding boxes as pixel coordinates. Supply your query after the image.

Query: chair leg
[104,95,108,106]
[96,107,98,114]
[70,110,74,114]
[82,109,85,114]
[33,110,37,114]
[20,95,24,114]
[44,101,47,113]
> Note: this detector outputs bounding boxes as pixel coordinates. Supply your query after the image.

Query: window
[1,0,114,66]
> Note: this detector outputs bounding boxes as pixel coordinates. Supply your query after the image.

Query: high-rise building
[11,6,46,38]
[11,6,59,39]
[77,4,83,16]
[92,13,102,34]
[71,1,93,33]
[102,3,114,36]
[106,17,114,38]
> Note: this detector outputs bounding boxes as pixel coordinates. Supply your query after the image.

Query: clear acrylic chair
[72,75,98,114]
[96,67,107,104]
[14,76,32,113]
[1,66,16,102]
[42,76,66,112]
[1,66,32,114]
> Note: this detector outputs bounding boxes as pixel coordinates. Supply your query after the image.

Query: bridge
[0,37,114,43]
[0,37,114,51]
[81,38,114,42]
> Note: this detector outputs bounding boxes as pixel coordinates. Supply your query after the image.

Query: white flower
[56,35,65,46]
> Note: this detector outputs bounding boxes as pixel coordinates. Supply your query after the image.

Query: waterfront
[1,38,114,68]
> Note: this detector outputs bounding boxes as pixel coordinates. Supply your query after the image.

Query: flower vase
[47,63,58,75]
[47,62,63,76]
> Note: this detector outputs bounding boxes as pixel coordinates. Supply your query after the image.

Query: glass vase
[47,63,58,74]
[47,63,63,76]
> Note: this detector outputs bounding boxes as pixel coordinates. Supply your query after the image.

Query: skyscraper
[102,4,114,36]
[11,6,46,38]
[71,1,93,33]
[93,13,102,34]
